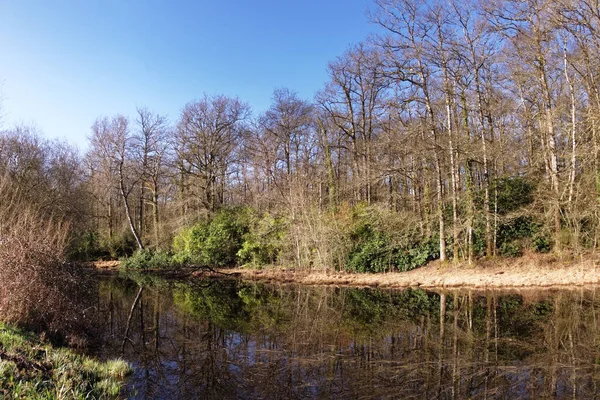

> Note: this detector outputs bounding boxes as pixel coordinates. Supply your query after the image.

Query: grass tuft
[0,322,132,399]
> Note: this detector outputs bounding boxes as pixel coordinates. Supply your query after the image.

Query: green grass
[0,323,132,399]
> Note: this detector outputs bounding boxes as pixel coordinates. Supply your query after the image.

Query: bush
[497,216,538,244]
[68,230,102,261]
[346,223,395,273]
[344,207,438,273]
[491,176,535,215]
[495,216,553,256]
[102,232,137,259]
[0,213,98,344]
[68,230,139,261]
[499,241,523,257]
[533,233,552,253]
[171,205,440,273]
[120,249,180,270]
[237,213,287,267]
[173,220,208,264]
[395,237,439,272]
[173,208,250,267]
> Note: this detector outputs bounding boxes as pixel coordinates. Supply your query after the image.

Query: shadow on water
[90,271,600,399]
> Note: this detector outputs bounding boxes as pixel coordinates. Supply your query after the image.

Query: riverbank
[215,253,600,290]
[91,252,600,289]
[0,323,131,398]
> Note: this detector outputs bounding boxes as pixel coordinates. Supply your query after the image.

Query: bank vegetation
[5,0,600,291]
[80,0,600,275]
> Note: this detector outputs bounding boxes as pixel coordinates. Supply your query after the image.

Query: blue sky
[0,0,379,149]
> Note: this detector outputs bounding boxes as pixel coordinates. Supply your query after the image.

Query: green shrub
[120,249,179,270]
[345,220,389,273]
[344,207,438,273]
[173,220,210,265]
[68,231,102,261]
[499,241,522,257]
[497,216,539,244]
[533,233,552,253]
[491,176,535,215]
[173,208,250,267]
[68,230,139,261]
[470,176,549,257]
[237,213,286,267]
[101,232,137,259]
[395,237,439,272]
[346,226,394,273]
[495,216,553,255]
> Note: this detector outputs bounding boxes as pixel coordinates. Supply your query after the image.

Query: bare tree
[89,116,143,249]
[373,0,449,261]
[176,95,250,212]
[134,107,170,247]
[317,43,390,205]
[485,0,563,248]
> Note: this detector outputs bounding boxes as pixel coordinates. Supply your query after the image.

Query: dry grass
[220,252,600,290]
[81,260,120,269]
[106,250,600,290]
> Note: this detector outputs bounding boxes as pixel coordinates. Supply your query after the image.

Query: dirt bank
[220,253,600,290]
[81,260,120,270]
[90,253,600,290]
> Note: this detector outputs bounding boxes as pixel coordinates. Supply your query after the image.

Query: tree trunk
[119,161,144,250]
[152,184,160,248]
[564,45,576,208]
[473,64,492,257]
[442,60,459,263]
[138,185,144,242]
[538,53,561,250]
[419,62,446,262]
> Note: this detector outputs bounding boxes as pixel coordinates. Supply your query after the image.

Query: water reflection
[93,273,600,399]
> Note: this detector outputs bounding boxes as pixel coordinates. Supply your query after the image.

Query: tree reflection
[93,275,600,399]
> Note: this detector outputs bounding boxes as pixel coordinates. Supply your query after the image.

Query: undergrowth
[120,249,181,270]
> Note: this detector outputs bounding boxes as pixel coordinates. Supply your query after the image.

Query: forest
[3,0,600,278]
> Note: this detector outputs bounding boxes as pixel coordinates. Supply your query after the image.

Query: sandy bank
[90,260,120,269]
[220,254,600,290]
[88,253,600,290]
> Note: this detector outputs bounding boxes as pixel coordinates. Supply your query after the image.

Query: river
[90,271,600,399]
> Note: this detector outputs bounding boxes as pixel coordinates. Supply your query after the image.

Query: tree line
[3,0,600,270]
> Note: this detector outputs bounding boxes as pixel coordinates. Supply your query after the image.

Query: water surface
[92,272,600,399]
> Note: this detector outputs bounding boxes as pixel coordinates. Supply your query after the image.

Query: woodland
[3,0,600,284]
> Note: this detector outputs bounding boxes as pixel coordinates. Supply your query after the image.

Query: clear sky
[0,0,379,150]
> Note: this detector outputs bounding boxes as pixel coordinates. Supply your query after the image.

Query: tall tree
[89,116,144,249]
[176,95,250,212]
[486,0,563,248]
[134,107,170,247]
[317,43,389,205]
[373,0,449,261]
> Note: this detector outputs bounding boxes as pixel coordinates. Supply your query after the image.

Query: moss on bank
[0,323,131,399]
